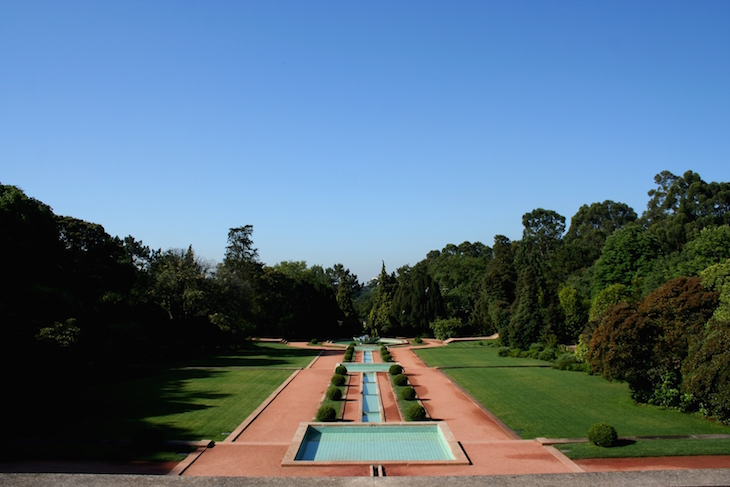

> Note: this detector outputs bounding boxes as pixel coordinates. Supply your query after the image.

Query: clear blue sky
[2,1,728,282]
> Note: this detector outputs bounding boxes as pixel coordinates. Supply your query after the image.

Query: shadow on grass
[179,343,321,368]
[612,439,638,448]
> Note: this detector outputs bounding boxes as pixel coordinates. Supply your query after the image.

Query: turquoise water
[354,344,381,351]
[363,350,373,363]
[361,372,381,422]
[294,424,455,461]
[342,363,392,372]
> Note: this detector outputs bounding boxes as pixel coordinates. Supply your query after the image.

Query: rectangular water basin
[282,422,470,465]
[338,362,396,373]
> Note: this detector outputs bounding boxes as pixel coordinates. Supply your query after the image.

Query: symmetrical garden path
[182,343,577,477]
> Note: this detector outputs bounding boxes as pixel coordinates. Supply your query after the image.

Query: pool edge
[281,421,470,466]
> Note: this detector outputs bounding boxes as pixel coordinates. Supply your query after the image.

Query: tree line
[359,170,730,422]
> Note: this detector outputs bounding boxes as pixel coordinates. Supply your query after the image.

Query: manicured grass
[415,342,548,368]
[321,379,349,419]
[561,438,730,460]
[442,367,730,439]
[179,342,320,368]
[390,376,420,420]
[74,367,296,441]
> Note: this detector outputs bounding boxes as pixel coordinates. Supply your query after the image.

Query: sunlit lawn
[414,342,730,458]
[562,438,730,460]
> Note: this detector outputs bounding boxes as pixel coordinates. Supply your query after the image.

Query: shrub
[344,351,353,362]
[309,338,319,345]
[389,364,403,375]
[380,345,387,352]
[508,348,522,358]
[326,386,342,401]
[381,352,392,362]
[554,353,578,370]
[393,374,408,386]
[335,365,347,375]
[497,347,510,357]
[331,374,346,386]
[316,405,337,422]
[414,336,423,344]
[588,422,618,447]
[349,342,356,348]
[529,342,544,351]
[522,350,539,359]
[429,317,464,340]
[538,348,557,362]
[406,403,427,421]
[400,386,416,401]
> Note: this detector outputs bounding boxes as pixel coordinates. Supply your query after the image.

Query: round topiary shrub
[406,403,427,421]
[400,386,416,401]
[309,338,319,345]
[344,351,353,362]
[382,353,392,362]
[588,422,618,447]
[316,405,337,422]
[326,386,342,401]
[331,373,346,386]
[393,373,408,386]
[335,365,347,375]
[414,336,423,344]
[389,364,403,375]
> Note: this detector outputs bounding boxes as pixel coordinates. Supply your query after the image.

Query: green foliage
[508,348,522,358]
[316,405,337,422]
[308,338,319,345]
[326,386,342,401]
[331,374,346,387]
[588,277,718,404]
[389,364,403,375]
[682,319,730,423]
[335,365,347,375]
[414,336,423,344]
[588,283,634,322]
[587,422,618,447]
[593,224,662,294]
[558,285,589,341]
[393,374,408,386]
[400,386,416,401]
[406,403,427,421]
[701,259,730,323]
[497,347,509,357]
[553,353,578,370]
[538,348,557,361]
[390,262,445,337]
[429,317,464,340]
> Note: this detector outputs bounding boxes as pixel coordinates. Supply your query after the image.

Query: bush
[335,365,347,375]
[344,351,353,362]
[414,336,423,344]
[309,338,319,345]
[331,374,346,386]
[400,386,416,400]
[349,342,356,348]
[381,352,392,362]
[508,348,522,358]
[316,405,337,422]
[326,387,342,401]
[497,347,510,357]
[429,317,464,340]
[529,342,545,351]
[554,353,578,370]
[406,403,427,421]
[522,349,539,359]
[393,374,408,386]
[588,422,618,447]
[538,348,557,361]
[389,364,403,375]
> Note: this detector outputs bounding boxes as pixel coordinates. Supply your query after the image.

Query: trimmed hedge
[400,386,416,401]
[414,337,423,344]
[588,422,618,447]
[335,365,347,375]
[393,374,408,387]
[389,364,403,375]
[326,386,342,401]
[331,374,346,386]
[406,403,427,421]
[316,405,337,422]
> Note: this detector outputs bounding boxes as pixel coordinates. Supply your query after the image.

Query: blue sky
[2,1,728,282]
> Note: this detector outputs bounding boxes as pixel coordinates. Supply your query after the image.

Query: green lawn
[561,438,730,460]
[414,342,730,452]
[179,341,320,369]
[416,342,548,368]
